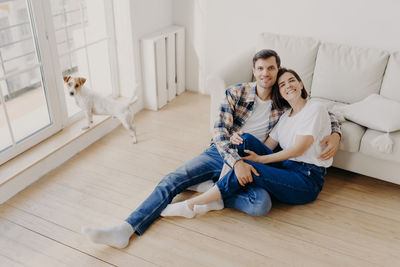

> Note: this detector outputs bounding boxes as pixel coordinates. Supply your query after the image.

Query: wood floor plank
[0,205,156,267]
[164,208,377,267]
[0,254,25,267]
[320,169,400,222]
[0,217,113,267]
[222,207,395,266]
[266,199,400,261]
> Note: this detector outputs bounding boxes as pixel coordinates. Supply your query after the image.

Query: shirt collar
[246,82,257,103]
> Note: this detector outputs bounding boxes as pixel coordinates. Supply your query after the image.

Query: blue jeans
[216,133,326,205]
[125,144,272,235]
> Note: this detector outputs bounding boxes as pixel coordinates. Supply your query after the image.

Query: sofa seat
[339,121,366,153]
[360,129,400,163]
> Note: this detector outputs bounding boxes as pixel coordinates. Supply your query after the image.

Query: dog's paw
[132,137,137,144]
[82,126,90,130]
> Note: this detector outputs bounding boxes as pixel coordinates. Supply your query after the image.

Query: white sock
[186,180,215,193]
[194,199,224,215]
[160,200,195,218]
[82,221,134,249]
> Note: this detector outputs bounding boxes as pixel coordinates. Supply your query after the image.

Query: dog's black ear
[63,76,71,83]
[77,77,87,86]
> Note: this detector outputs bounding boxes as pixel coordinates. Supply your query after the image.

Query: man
[82,49,341,248]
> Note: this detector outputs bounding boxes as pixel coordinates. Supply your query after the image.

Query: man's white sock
[186,180,215,193]
[82,221,134,249]
[194,199,224,215]
[160,200,195,218]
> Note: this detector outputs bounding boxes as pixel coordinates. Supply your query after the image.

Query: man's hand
[319,133,340,160]
[230,131,244,145]
[233,160,259,186]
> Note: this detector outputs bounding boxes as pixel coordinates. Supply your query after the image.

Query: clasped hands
[231,131,261,186]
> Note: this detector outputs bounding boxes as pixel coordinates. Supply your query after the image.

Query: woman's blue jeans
[216,133,326,205]
[125,144,272,235]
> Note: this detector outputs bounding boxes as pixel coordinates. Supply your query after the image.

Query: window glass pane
[84,0,106,43]
[3,52,36,73]
[0,82,12,152]
[88,41,112,96]
[50,0,116,118]
[5,68,51,143]
[0,0,52,145]
[52,1,85,53]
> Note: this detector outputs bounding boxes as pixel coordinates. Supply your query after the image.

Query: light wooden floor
[1,92,399,267]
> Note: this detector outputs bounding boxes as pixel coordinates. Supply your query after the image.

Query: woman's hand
[242,149,263,163]
[230,131,244,145]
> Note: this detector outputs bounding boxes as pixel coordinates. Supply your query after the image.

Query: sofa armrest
[207,47,255,131]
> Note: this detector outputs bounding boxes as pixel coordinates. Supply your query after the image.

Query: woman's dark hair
[252,49,281,68]
[272,68,308,110]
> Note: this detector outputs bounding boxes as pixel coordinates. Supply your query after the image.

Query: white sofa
[208,32,400,185]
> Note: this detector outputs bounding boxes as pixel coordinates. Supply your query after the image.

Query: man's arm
[212,88,241,168]
[319,112,342,160]
[328,111,342,137]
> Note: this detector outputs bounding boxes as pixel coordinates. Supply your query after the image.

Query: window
[0,0,118,165]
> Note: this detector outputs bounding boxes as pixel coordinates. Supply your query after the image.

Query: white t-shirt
[269,101,332,168]
[240,95,272,142]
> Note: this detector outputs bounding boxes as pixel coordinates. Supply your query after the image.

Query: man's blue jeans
[216,133,326,205]
[125,144,272,235]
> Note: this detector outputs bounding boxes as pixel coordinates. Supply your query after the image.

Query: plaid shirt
[212,82,341,168]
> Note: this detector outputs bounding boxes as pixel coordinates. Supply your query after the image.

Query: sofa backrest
[256,32,320,92]
[380,51,400,103]
[310,43,389,104]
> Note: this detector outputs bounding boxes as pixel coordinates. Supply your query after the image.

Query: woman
[161,68,332,218]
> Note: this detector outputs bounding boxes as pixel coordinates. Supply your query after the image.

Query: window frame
[0,0,119,165]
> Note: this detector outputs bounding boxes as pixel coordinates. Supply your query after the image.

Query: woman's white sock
[160,200,195,218]
[194,199,224,215]
[82,221,134,248]
[186,180,215,192]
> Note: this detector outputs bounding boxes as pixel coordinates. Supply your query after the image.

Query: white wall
[173,0,206,93]
[115,0,173,111]
[173,0,400,94]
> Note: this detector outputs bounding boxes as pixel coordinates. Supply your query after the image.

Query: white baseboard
[0,118,120,204]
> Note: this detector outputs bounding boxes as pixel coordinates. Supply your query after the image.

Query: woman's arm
[263,136,279,151]
[244,135,314,164]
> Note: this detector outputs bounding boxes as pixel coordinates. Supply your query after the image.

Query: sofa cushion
[360,129,400,163]
[380,52,400,103]
[310,98,365,152]
[339,121,366,153]
[257,32,319,92]
[311,43,389,104]
[344,94,400,133]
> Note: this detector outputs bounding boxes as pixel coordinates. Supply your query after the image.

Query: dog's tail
[126,95,138,115]
[128,82,139,106]
[128,95,138,105]
[123,82,139,108]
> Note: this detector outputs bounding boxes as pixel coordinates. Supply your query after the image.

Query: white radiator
[141,25,185,111]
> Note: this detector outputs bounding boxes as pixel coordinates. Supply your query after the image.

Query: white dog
[63,75,138,143]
